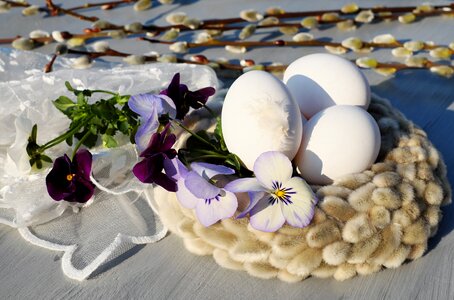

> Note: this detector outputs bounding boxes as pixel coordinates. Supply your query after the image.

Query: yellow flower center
[274,189,286,198]
[66,174,75,181]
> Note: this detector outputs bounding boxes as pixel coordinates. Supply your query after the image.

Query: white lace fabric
[0,48,219,281]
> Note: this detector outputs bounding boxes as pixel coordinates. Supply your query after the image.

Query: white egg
[296,105,380,185]
[283,53,371,119]
[222,71,303,170]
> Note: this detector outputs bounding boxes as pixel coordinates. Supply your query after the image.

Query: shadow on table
[371,70,454,251]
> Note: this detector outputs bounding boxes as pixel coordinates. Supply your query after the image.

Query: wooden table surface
[1,0,453,299]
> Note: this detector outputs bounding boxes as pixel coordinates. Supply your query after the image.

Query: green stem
[202,104,216,118]
[90,90,118,96]
[71,129,92,160]
[39,120,87,151]
[172,120,213,147]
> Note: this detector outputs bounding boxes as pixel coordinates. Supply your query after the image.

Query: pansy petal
[224,178,264,193]
[164,158,188,181]
[185,171,220,199]
[74,149,93,178]
[195,190,238,227]
[176,178,199,209]
[280,177,317,228]
[249,196,285,232]
[253,151,293,189]
[156,94,177,118]
[135,106,159,152]
[128,94,161,118]
[191,162,235,179]
[237,191,266,218]
[186,87,216,108]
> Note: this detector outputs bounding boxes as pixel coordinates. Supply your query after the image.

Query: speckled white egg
[222,71,303,170]
[283,53,371,119]
[296,105,380,185]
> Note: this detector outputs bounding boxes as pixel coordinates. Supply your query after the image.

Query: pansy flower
[170,159,238,227]
[128,93,176,153]
[160,73,216,120]
[46,149,95,203]
[225,151,317,232]
[133,123,178,192]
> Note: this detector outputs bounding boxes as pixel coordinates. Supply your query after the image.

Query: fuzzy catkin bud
[225,45,247,54]
[325,45,347,55]
[29,30,50,39]
[356,57,378,68]
[240,9,263,22]
[0,1,11,13]
[162,28,180,41]
[301,17,318,29]
[373,34,396,44]
[169,41,188,53]
[336,20,356,31]
[355,10,374,23]
[12,37,35,50]
[92,41,110,52]
[392,47,413,58]
[166,12,187,25]
[430,66,454,78]
[134,0,151,11]
[403,40,424,52]
[341,3,359,14]
[123,55,146,65]
[22,5,39,16]
[292,33,314,42]
[124,22,143,33]
[239,24,256,40]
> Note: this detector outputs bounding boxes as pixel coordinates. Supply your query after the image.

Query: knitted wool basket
[154,95,452,282]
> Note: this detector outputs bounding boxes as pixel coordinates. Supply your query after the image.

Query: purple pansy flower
[171,159,238,227]
[225,151,317,232]
[128,93,176,153]
[160,73,216,120]
[132,123,178,192]
[46,149,95,203]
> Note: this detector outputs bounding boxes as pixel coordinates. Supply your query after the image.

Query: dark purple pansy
[160,73,216,120]
[132,123,178,192]
[46,149,95,203]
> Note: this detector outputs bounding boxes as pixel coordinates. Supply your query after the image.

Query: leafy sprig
[26,81,138,168]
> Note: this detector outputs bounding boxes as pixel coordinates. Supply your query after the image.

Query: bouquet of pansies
[29,72,317,232]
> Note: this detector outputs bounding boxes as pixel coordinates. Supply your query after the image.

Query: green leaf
[226,154,241,171]
[66,135,73,146]
[65,81,75,92]
[53,96,76,113]
[30,124,38,142]
[214,117,227,151]
[41,155,53,163]
[116,95,130,105]
[102,134,118,148]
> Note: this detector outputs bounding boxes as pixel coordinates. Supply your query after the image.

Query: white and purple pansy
[128,93,176,152]
[225,151,317,232]
[168,159,238,227]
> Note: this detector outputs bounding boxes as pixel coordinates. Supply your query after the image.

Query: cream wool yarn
[154,96,451,282]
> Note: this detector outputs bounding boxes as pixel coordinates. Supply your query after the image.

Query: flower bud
[162,28,180,41]
[157,54,177,63]
[124,22,143,33]
[266,7,285,15]
[0,1,11,13]
[373,34,396,44]
[430,66,454,78]
[341,37,363,50]
[429,47,452,59]
[240,59,255,67]
[336,19,356,31]
[205,29,222,37]
[301,16,318,29]
[240,9,263,22]
[67,37,86,47]
[403,40,424,52]
[29,30,50,39]
[134,0,151,11]
[22,5,39,16]
[108,30,126,39]
[12,37,35,50]
[398,13,416,24]
[166,12,187,25]
[191,54,209,64]
[52,31,71,42]
[355,57,378,68]
[341,3,359,14]
[239,24,256,40]
[374,67,397,76]
[92,20,114,30]
[392,47,413,58]
[225,45,247,54]
[92,41,110,52]
[292,33,314,42]
[325,45,347,55]
[258,17,279,26]
[169,41,188,53]
[183,18,201,30]
[321,12,339,22]
[414,4,434,13]
[279,26,298,36]
[355,10,374,23]
[194,32,212,43]
[405,56,428,67]
[123,55,146,65]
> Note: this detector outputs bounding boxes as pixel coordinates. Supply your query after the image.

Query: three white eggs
[221,53,381,185]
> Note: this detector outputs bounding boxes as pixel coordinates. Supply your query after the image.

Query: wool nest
[154,95,451,282]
